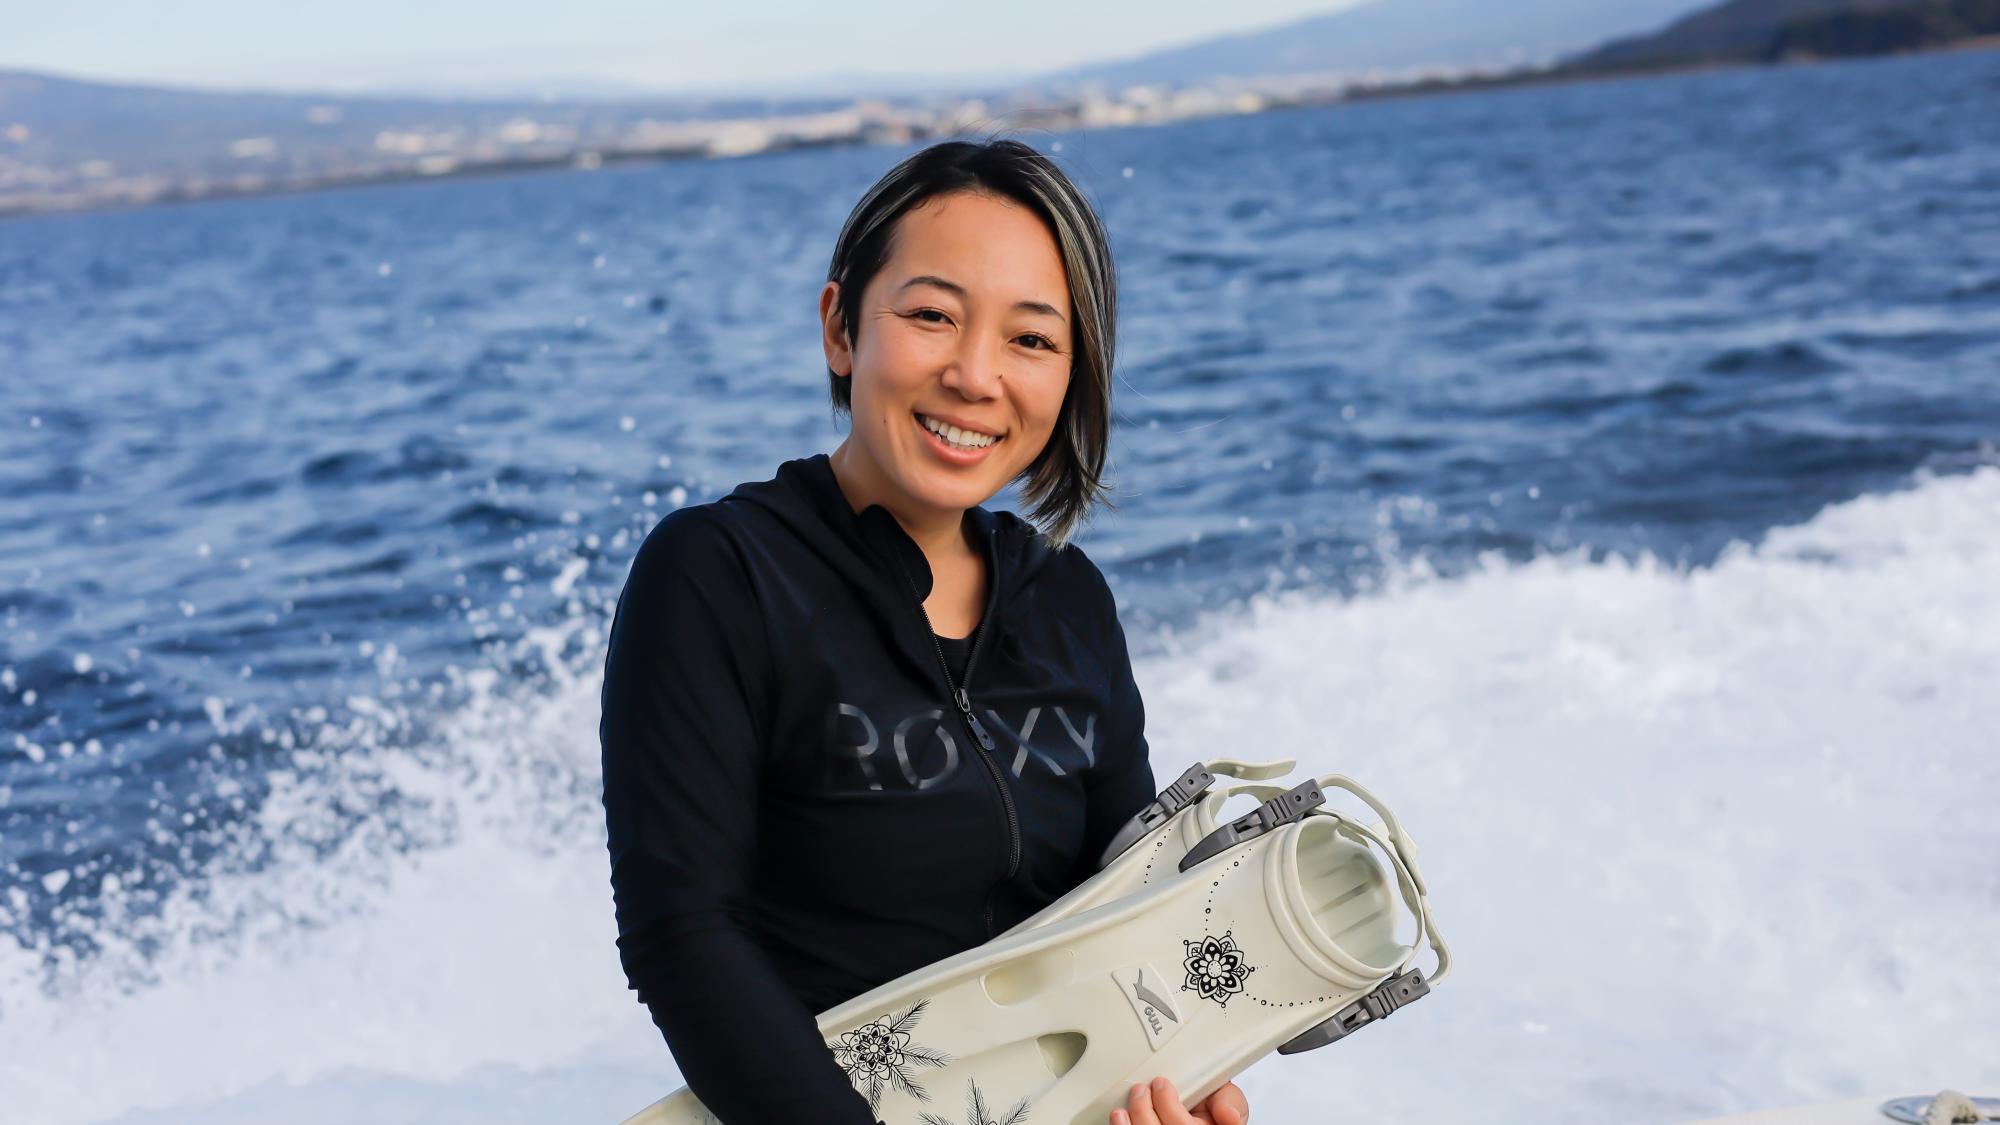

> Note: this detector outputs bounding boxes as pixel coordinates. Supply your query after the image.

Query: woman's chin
[897,468,999,514]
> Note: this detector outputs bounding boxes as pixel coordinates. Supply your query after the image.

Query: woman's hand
[1109,1076,1249,1125]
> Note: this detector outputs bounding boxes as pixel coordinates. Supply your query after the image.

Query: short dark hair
[824,137,1118,548]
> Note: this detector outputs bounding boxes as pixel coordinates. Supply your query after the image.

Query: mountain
[1039,0,1711,89]
[1575,0,1903,64]
[1770,0,2000,56]
[1570,0,1999,66]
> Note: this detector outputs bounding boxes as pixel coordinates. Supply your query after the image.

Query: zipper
[891,542,1020,938]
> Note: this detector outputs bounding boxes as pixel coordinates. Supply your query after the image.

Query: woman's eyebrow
[899,274,1067,324]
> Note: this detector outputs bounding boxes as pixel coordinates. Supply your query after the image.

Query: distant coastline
[1340,29,2000,109]
[1334,0,2000,107]
[4,9,1995,221]
[0,132,863,221]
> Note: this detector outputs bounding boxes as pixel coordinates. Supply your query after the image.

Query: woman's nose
[940,334,1004,400]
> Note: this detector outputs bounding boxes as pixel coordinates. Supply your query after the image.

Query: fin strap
[1091,757,1299,869]
[1177,779,1327,872]
[1276,968,1431,1054]
[1093,762,1216,869]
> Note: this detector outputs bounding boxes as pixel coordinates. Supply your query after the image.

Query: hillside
[1042,0,1705,88]
[1574,0,2000,66]
[1772,0,2000,55]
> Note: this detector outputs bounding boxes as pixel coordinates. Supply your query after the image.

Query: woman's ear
[819,280,851,377]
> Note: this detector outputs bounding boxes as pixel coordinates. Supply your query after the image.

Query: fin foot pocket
[981,947,1077,1006]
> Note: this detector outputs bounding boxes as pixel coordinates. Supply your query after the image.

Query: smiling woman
[599,138,1245,1125]
[820,141,1119,551]
[823,192,1080,547]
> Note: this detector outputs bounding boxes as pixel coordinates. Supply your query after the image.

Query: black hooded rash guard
[599,453,1157,1124]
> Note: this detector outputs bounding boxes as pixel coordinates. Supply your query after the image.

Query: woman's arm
[1068,554,1160,886]
[601,508,880,1125]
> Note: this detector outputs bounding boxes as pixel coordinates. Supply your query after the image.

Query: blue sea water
[2,49,1998,1125]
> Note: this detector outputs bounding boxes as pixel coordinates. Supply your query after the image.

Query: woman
[600,138,1250,1125]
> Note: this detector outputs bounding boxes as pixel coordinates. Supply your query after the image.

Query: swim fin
[1007,758,1443,955]
[618,761,1448,1125]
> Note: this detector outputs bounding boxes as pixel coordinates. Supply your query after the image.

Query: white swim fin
[619,764,1448,1125]
[1009,758,1445,961]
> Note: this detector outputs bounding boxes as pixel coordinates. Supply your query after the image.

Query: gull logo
[1115,963,1183,1051]
[1133,972,1180,1023]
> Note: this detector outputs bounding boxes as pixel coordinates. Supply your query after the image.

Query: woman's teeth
[920,414,999,451]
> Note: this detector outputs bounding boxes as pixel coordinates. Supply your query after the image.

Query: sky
[2,0,1372,97]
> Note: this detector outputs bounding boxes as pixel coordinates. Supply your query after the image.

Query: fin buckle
[1177,779,1326,872]
[1276,968,1430,1055]
[1095,763,1216,868]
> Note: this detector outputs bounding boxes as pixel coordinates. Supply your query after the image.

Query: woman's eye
[907,309,1052,351]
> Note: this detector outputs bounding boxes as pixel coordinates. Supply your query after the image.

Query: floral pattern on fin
[918,1077,1031,1125]
[1180,931,1255,1007]
[827,997,953,1111]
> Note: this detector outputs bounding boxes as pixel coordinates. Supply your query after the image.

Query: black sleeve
[1068,552,1159,885]
[600,508,880,1125]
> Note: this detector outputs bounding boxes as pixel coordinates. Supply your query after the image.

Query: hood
[721,452,1056,631]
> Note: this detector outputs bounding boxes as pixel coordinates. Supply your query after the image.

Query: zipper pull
[956,689,997,752]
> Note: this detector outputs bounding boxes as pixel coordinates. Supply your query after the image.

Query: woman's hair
[824,137,1118,549]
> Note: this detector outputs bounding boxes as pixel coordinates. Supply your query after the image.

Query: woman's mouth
[914,412,1004,463]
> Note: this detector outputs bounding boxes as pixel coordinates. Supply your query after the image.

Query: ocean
[2,47,1997,1124]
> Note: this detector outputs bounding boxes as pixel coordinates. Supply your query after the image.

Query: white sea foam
[1140,467,2000,1122]
[3,469,1997,1124]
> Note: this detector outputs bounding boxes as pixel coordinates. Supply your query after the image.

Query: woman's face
[822,189,1074,525]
